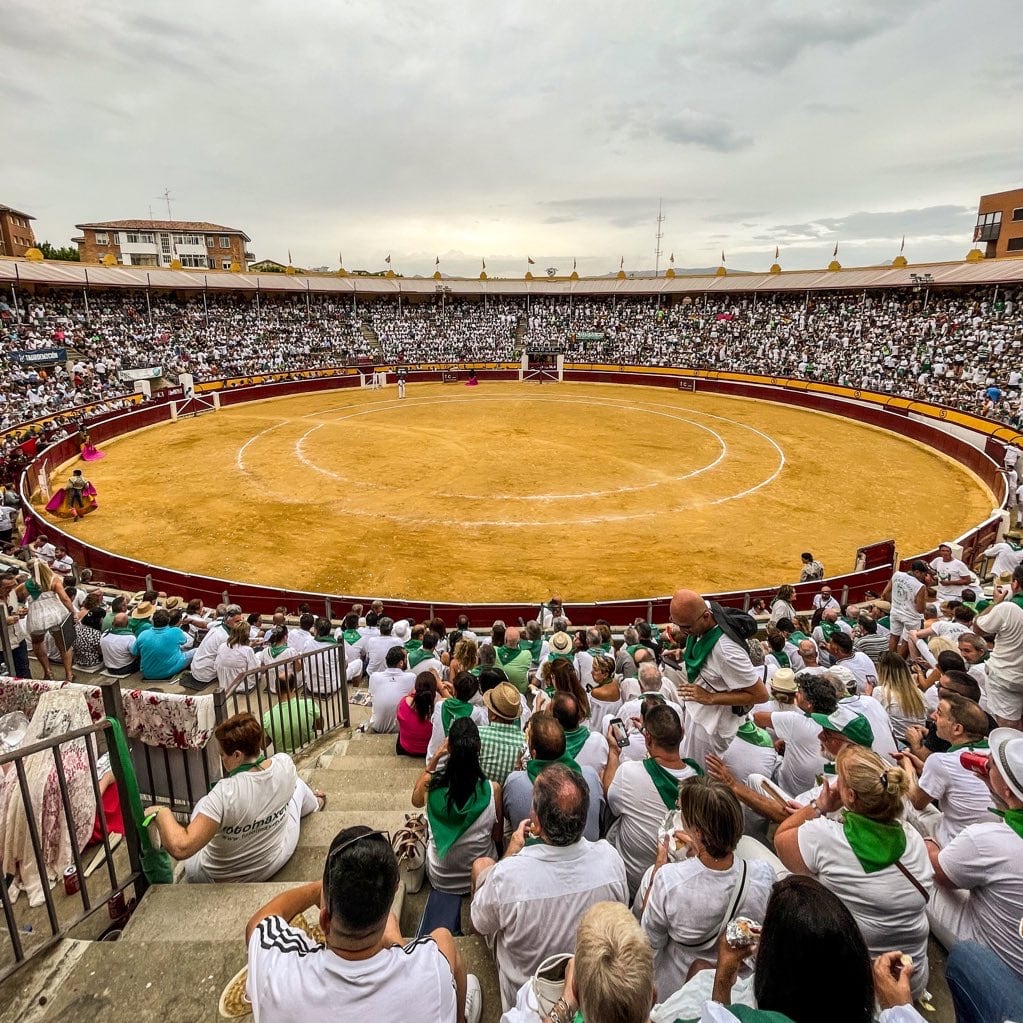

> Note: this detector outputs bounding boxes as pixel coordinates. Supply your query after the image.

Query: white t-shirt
[642,856,776,997]
[772,712,825,796]
[684,634,759,740]
[798,816,933,996]
[721,733,779,785]
[574,730,610,777]
[191,755,298,882]
[976,602,1023,687]
[190,621,230,682]
[247,919,457,1023]
[872,686,927,745]
[930,620,971,643]
[832,652,878,694]
[840,695,898,758]
[367,668,416,733]
[938,821,1023,978]
[890,572,924,620]
[365,634,404,675]
[425,699,489,760]
[607,759,698,896]
[215,643,259,692]
[929,557,971,602]
[985,542,1023,577]
[917,751,999,845]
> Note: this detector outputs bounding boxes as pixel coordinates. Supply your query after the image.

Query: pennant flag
[287,249,292,264]
[833,242,839,258]
[573,257,577,270]
[385,253,391,264]
[899,235,905,255]
[338,251,343,266]
[774,245,779,260]
[721,250,726,264]
[482,257,486,270]
[670,252,675,265]
[435,256,440,266]
[527,256,535,264]
[620,256,624,269]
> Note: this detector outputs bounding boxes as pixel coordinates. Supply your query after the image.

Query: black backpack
[709,601,757,659]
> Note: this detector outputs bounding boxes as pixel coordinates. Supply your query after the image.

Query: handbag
[675,859,750,949]
[531,952,574,1017]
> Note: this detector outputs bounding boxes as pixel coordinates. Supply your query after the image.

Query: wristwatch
[809,798,823,818]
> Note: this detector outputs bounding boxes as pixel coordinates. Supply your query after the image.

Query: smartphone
[608,717,629,748]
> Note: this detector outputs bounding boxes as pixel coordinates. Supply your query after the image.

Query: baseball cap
[809,706,874,748]
[989,727,1023,802]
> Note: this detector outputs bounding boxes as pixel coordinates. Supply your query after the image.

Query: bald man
[669,588,767,766]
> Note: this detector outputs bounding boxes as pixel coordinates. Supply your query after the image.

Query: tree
[38,241,80,261]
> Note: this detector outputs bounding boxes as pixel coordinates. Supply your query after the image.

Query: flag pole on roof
[899,235,905,255]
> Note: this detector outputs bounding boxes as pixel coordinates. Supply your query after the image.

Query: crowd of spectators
[2,284,1021,451]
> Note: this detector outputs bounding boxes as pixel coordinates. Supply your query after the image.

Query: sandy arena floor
[40,381,995,602]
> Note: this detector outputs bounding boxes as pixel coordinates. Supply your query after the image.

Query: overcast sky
[4,1,1021,277]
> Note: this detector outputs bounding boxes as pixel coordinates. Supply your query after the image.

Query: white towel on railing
[122,689,217,749]
[0,688,96,906]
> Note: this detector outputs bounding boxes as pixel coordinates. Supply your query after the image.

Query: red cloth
[396,697,432,756]
[91,782,124,845]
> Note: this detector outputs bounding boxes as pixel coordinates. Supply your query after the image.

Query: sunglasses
[328,829,391,863]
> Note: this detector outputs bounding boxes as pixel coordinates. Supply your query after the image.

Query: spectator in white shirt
[365,645,416,734]
[365,616,404,676]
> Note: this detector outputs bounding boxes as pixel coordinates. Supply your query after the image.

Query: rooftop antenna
[654,199,665,277]
[156,188,174,220]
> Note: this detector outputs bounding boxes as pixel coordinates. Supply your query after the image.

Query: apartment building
[974,188,1023,259]
[74,219,253,270]
[0,203,37,257]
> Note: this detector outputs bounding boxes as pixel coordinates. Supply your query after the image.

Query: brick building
[974,187,1023,258]
[74,219,253,270]
[0,203,37,257]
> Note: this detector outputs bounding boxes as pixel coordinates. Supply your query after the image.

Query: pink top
[396,696,433,755]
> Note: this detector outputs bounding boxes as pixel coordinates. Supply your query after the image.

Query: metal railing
[219,642,351,760]
[0,714,147,981]
[124,643,350,815]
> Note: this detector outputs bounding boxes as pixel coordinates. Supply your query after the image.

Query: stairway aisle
[3,703,501,1023]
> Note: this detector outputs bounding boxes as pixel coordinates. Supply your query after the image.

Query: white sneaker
[464,973,482,1023]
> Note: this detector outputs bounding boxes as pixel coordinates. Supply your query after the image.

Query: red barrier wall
[19,369,1007,625]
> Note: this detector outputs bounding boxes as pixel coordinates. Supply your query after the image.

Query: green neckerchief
[426,777,490,858]
[727,1007,797,1023]
[227,754,267,778]
[441,697,474,735]
[599,641,612,653]
[947,738,989,753]
[314,635,336,644]
[840,616,857,629]
[1011,594,1023,612]
[525,751,581,782]
[405,639,423,653]
[342,629,361,646]
[772,650,790,668]
[520,636,542,662]
[819,621,840,642]
[268,643,289,658]
[1008,539,1023,552]
[548,651,574,663]
[470,666,482,677]
[642,756,703,810]
[683,625,723,682]
[563,724,590,760]
[842,811,907,873]
[408,647,436,669]
[735,721,774,747]
[790,630,808,642]
[586,646,606,658]
[496,645,528,667]
[991,807,1023,840]
[879,616,891,629]
[626,643,643,657]
[104,626,134,636]
[24,578,41,599]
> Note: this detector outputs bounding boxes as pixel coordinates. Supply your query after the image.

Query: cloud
[752,205,975,246]
[648,111,753,152]
[803,101,858,115]
[537,197,671,230]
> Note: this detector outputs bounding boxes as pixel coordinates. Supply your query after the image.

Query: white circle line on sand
[293,398,729,500]
[236,419,289,473]
[227,392,787,526]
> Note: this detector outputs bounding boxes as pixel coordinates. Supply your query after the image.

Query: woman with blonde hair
[449,637,478,677]
[774,743,934,997]
[21,560,75,682]
[534,656,590,718]
[586,653,623,732]
[871,651,927,743]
